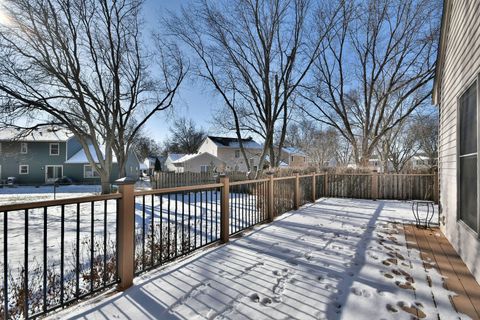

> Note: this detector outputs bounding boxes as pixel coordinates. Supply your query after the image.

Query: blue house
[0,127,141,185]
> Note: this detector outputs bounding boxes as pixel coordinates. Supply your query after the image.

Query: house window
[19,165,29,174]
[49,143,60,156]
[200,165,209,173]
[84,165,100,178]
[20,143,28,154]
[291,156,294,162]
[235,150,240,158]
[458,81,478,232]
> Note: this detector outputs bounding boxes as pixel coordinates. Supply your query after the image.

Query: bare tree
[376,118,420,173]
[301,0,439,166]
[133,133,162,161]
[167,0,338,176]
[411,111,439,170]
[284,120,341,168]
[0,0,185,193]
[163,117,206,155]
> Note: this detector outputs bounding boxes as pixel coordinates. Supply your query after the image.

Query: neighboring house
[433,0,480,283]
[280,147,308,168]
[409,155,434,171]
[197,136,263,172]
[141,156,163,176]
[171,153,226,173]
[0,127,141,184]
[164,153,185,172]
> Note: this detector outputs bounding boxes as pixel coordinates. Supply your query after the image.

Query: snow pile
[48,198,469,320]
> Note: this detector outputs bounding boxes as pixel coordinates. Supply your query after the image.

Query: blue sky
[142,0,217,143]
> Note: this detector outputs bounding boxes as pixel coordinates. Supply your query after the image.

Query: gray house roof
[0,127,72,142]
[65,143,118,164]
[207,136,263,149]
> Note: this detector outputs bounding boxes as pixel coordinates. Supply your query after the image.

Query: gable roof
[65,144,118,164]
[167,153,186,161]
[207,136,263,149]
[0,127,72,142]
[172,152,225,164]
[282,147,307,156]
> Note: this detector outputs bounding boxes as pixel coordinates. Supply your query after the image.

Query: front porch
[50,198,480,320]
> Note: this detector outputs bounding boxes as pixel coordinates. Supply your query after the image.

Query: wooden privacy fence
[0,171,438,319]
[152,171,249,188]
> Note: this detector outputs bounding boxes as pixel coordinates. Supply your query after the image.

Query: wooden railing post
[433,169,439,204]
[324,172,329,197]
[294,172,300,210]
[220,175,230,243]
[268,172,275,221]
[312,173,316,202]
[371,170,378,200]
[115,177,136,291]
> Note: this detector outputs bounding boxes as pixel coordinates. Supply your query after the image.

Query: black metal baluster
[159,195,163,263]
[60,205,65,307]
[151,195,154,267]
[103,200,107,286]
[182,193,185,254]
[167,195,171,259]
[175,193,178,257]
[215,189,218,240]
[200,191,203,246]
[188,193,191,252]
[204,191,208,245]
[90,201,94,292]
[3,210,8,320]
[194,192,197,249]
[142,195,146,270]
[24,209,29,318]
[76,203,80,298]
[210,190,213,242]
[115,199,119,281]
[43,207,47,312]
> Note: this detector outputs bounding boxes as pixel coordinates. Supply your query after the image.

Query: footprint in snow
[351,287,371,298]
[249,293,260,303]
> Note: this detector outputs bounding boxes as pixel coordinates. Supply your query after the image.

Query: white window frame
[49,143,60,156]
[200,165,209,173]
[19,165,29,175]
[84,164,100,178]
[20,143,28,154]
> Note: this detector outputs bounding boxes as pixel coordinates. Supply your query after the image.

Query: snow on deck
[49,198,468,320]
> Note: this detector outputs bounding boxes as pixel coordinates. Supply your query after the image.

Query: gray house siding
[0,141,66,184]
[434,0,480,283]
[63,163,120,183]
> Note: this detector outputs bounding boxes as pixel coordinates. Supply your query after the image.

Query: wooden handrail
[229,178,269,186]
[0,193,122,212]
[134,183,224,196]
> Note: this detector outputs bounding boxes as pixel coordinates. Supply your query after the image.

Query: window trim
[20,142,28,154]
[19,164,29,175]
[83,164,100,178]
[200,165,209,173]
[456,74,480,236]
[49,143,60,156]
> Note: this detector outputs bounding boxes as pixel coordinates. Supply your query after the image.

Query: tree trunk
[100,173,111,194]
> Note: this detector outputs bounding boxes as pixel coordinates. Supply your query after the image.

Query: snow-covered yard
[48,198,468,320]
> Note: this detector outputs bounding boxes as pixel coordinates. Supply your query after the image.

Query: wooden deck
[404,225,480,320]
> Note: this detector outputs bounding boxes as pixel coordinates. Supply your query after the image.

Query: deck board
[404,225,480,320]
